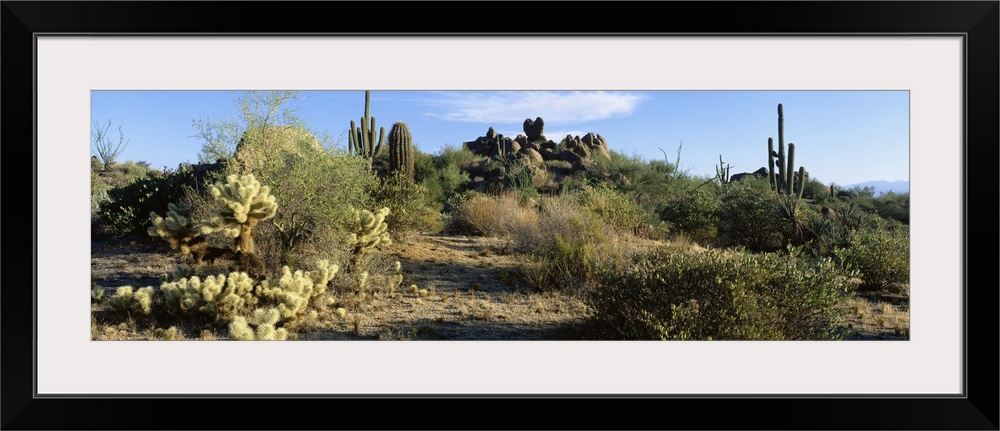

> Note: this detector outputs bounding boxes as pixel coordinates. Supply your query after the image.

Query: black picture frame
[3,2,997,430]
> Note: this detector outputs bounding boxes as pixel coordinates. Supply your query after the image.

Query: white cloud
[422,91,644,124]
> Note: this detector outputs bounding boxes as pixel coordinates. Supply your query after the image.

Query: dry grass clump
[452,192,540,238]
[848,297,910,339]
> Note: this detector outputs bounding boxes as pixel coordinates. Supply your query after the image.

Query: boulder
[523,117,545,141]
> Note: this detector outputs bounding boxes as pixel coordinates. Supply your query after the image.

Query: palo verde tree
[194,91,304,164]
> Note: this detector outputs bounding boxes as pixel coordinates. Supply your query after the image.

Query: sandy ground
[91,231,907,341]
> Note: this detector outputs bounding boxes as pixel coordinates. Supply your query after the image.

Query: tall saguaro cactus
[348,91,385,171]
[387,121,414,181]
[767,103,806,198]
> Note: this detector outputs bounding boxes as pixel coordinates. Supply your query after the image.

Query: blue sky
[91,90,909,187]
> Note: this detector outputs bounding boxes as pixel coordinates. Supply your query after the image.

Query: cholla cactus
[159,272,258,321]
[148,202,205,255]
[348,207,392,265]
[229,308,288,341]
[107,286,155,317]
[200,174,277,254]
[308,260,339,297]
[256,265,329,320]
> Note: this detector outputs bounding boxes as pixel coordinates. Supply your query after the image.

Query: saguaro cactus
[387,121,414,181]
[200,173,278,255]
[767,103,806,197]
[715,154,731,185]
[348,91,385,171]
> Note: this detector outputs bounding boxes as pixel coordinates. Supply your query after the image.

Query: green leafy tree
[193,91,303,164]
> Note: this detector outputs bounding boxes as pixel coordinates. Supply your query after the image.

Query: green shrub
[371,172,433,239]
[92,159,159,221]
[419,158,470,211]
[716,178,784,252]
[846,224,909,291]
[228,133,377,269]
[574,184,644,234]
[800,178,829,200]
[510,194,630,291]
[585,247,856,340]
[872,192,909,224]
[98,166,196,238]
[657,188,720,243]
[800,208,850,258]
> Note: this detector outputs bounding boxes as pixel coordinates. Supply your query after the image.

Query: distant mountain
[842,180,909,196]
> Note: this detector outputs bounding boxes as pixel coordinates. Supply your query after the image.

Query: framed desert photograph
[5,2,997,430]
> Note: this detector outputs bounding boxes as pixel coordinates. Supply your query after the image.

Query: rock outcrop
[461,117,612,193]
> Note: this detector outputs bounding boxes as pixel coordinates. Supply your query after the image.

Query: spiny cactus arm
[786,143,796,194]
[228,317,256,340]
[229,308,288,341]
[308,260,339,296]
[767,138,777,191]
[369,117,385,159]
[352,207,391,247]
[347,208,392,265]
[107,286,155,316]
[255,267,314,319]
[206,174,278,224]
[200,174,277,253]
[776,104,786,193]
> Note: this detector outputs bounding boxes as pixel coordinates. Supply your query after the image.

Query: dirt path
[299,233,594,340]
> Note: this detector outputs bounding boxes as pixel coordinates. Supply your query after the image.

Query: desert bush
[227,132,377,268]
[98,165,196,238]
[574,184,645,235]
[448,192,540,237]
[657,188,720,243]
[370,171,433,239]
[91,169,114,220]
[420,162,471,211]
[845,223,909,291]
[801,177,829,200]
[585,247,857,340]
[872,191,909,224]
[715,177,784,252]
[800,208,850,257]
[603,150,673,207]
[509,194,632,291]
